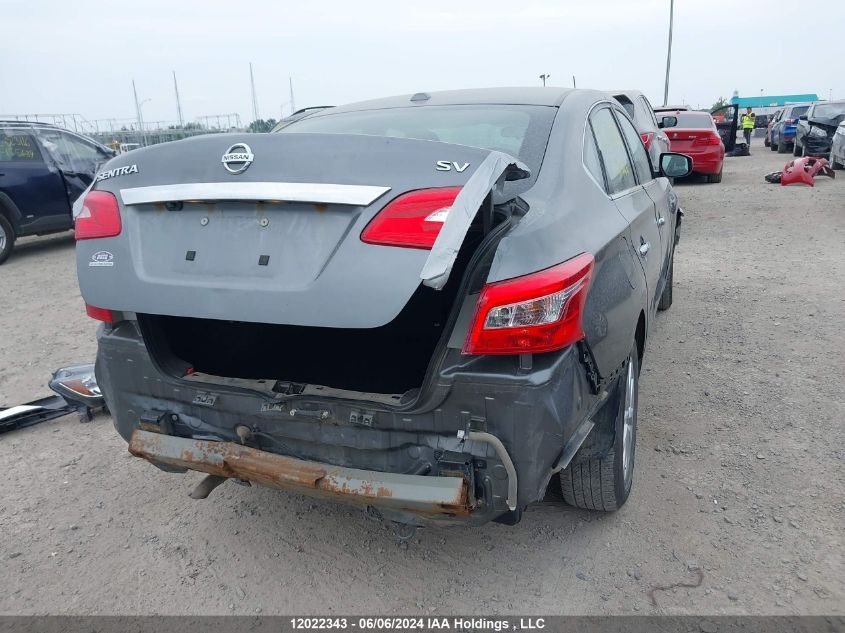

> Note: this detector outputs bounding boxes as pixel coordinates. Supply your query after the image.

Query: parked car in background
[765,109,782,148]
[829,121,845,169]
[770,103,810,153]
[611,90,670,167]
[0,121,114,264]
[794,101,845,157]
[709,104,741,152]
[77,87,692,528]
[270,106,334,132]
[661,110,725,182]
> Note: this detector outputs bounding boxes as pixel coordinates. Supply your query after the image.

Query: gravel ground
[0,148,842,615]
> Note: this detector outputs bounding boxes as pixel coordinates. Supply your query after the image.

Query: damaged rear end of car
[78,120,603,526]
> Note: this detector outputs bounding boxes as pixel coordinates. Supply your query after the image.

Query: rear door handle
[639,241,650,256]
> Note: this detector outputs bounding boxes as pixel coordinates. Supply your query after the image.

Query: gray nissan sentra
[75,87,691,528]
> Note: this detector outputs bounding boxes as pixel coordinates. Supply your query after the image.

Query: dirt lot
[0,149,842,616]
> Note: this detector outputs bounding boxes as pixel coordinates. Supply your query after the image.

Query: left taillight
[75,190,121,240]
[85,303,114,324]
[463,253,594,356]
[361,187,461,249]
[641,132,654,151]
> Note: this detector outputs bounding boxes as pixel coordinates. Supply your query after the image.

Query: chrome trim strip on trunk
[119,182,392,207]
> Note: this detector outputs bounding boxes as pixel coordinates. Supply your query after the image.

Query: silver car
[829,120,845,169]
[611,91,671,168]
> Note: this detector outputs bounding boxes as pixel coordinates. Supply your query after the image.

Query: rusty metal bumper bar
[128,429,469,516]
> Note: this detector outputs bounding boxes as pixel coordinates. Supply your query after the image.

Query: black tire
[777,139,789,154]
[764,137,770,148]
[831,153,842,170]
[793,141,801,156]
[707,169,722,183]
[770,141,778,152]
[560,345,639,512]
[0,214,15,266]
[658,250,674,311]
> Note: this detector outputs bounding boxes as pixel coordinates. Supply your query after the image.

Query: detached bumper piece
[128,429,470,518]
[777,157,835,186]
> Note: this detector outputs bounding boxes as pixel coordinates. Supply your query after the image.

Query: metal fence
[0,112,246,148]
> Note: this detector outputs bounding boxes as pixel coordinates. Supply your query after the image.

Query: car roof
[310,87,574,117]
[0,120,61,129]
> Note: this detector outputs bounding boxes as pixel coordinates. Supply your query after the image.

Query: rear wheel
[0,214,15,265]
[707,169,722,183]
[770,140,778,151]
[831,152,842,169]
[793,141,802,156]
[777,138,789,153]
[764,136,770,147]
[560,344,639,511]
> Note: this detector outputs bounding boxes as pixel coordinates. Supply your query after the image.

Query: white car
[829,121,845,169]
[611,91,671,169]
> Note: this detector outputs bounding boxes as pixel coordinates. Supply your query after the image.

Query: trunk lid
[77,133,508,328]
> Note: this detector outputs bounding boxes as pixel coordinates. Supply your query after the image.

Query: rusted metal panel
[128,429,469,516]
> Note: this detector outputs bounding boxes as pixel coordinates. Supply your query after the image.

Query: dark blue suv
[0,121,114,264]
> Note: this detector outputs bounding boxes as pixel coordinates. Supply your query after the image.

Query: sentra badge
[96,164,138,182]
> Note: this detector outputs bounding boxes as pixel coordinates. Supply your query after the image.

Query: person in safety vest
[741,107,756,147]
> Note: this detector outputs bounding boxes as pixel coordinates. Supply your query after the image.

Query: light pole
[138,98,151,146]
[539,74,550,87]
[662,0,674,106]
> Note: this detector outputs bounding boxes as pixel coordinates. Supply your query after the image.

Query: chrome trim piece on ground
[119,182,392,207]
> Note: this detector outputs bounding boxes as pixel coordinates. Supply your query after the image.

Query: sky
[1,0,842,127]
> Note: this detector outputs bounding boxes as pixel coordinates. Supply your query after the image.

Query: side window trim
[583,120,609,194]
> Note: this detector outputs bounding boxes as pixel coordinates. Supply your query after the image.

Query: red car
[662,110,725,183]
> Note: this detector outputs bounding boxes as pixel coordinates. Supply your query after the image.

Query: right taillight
[641,132,654,151]
[75,190,121,240]
[361,187,461,249]
[463,253,594,355]
[784,118,796,125]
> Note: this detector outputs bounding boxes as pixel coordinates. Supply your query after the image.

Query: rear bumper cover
[96,320,597,526]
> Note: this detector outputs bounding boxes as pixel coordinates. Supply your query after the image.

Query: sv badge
[436,160,470,172]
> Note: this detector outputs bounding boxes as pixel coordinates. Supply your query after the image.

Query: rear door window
[0,130,44,162]
[636,96,658,131]
[36,129,105,174]
[590,107,637,194]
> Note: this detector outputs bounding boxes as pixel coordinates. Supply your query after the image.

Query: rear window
[277,105,556,178]
[674,113,714,129]
[812,103,845,119]
[788,105,809,117]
